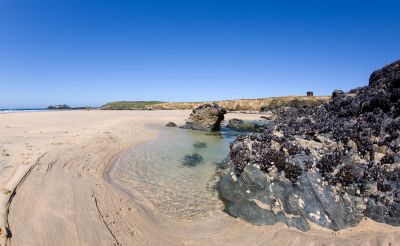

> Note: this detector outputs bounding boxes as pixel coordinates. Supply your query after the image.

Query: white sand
[0,110,399,246]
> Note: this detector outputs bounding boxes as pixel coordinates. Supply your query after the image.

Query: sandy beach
[0,110,399,246]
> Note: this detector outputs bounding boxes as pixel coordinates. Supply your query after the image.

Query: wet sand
[0,110,399,246]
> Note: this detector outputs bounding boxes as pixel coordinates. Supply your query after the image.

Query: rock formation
[165,122,177,127]
[218,60,400,231]
[226,118,272,133]
[180,103,227,131]
[48,104,71,110]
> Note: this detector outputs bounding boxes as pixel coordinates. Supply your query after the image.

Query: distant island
[48,104,71,110]
[48,104,94,110]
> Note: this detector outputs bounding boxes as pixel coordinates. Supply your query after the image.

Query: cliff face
[101,97,329,112]
[218,60,400,231]
[153,96,329,111]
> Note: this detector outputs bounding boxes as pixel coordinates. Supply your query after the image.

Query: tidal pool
[110,127,245,220]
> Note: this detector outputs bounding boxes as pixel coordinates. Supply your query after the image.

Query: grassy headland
[101,101,165,110]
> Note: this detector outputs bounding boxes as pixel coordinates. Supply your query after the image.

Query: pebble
[232,175,238,181]
[246,190,250,194]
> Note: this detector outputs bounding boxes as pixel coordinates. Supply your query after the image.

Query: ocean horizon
[0,108,48,113]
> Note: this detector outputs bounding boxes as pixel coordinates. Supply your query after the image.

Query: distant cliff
[101,96,331,111]
[101,96,330,111]
[155,96,330,111]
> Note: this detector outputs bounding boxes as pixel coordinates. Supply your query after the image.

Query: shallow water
[110,127,243,220]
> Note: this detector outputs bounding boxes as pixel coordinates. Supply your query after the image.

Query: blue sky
[0,0,399,108]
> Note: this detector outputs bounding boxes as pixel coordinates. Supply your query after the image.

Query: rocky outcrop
[48,104,71,110]
[218,60,400,231]
[226,118,273,133]
[165,122,177,127]
[180,104,227,131]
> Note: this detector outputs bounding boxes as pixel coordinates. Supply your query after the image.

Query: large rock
[180,104,227,131]
[369,60,400,88]
[218,137,365,231]
[218,60,400,231]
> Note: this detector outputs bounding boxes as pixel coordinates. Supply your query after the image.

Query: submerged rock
[165,122,177,127]
[193,141,207,149]
[182,153,204,167]
[180,104,227,131]
[218,60,400,231]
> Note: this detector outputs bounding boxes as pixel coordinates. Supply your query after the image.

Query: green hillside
[101,101,165,110]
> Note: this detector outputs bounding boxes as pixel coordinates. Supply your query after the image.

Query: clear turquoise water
[110,127,243,220]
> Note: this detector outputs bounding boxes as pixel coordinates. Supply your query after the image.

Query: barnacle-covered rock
[218,60,400,230]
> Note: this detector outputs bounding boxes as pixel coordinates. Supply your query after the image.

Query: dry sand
[0,110,399,246]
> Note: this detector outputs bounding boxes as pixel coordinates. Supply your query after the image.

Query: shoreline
[0,110,399,245]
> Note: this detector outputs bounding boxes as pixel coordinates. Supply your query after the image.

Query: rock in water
[182,153,204,167]
[165,122,177,127]
[180,103,227,131]
[217,60,400,231]
[226,118,273,132]
[193,141,207,149]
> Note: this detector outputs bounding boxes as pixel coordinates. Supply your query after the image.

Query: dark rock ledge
[225,118,273,133]
[217,60,400,231]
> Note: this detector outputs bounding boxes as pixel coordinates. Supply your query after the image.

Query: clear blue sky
[0,0,399,108]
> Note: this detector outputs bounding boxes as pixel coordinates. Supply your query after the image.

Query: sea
[0,108,48,114]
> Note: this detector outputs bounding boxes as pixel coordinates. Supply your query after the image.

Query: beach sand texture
[0,110,399,246]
